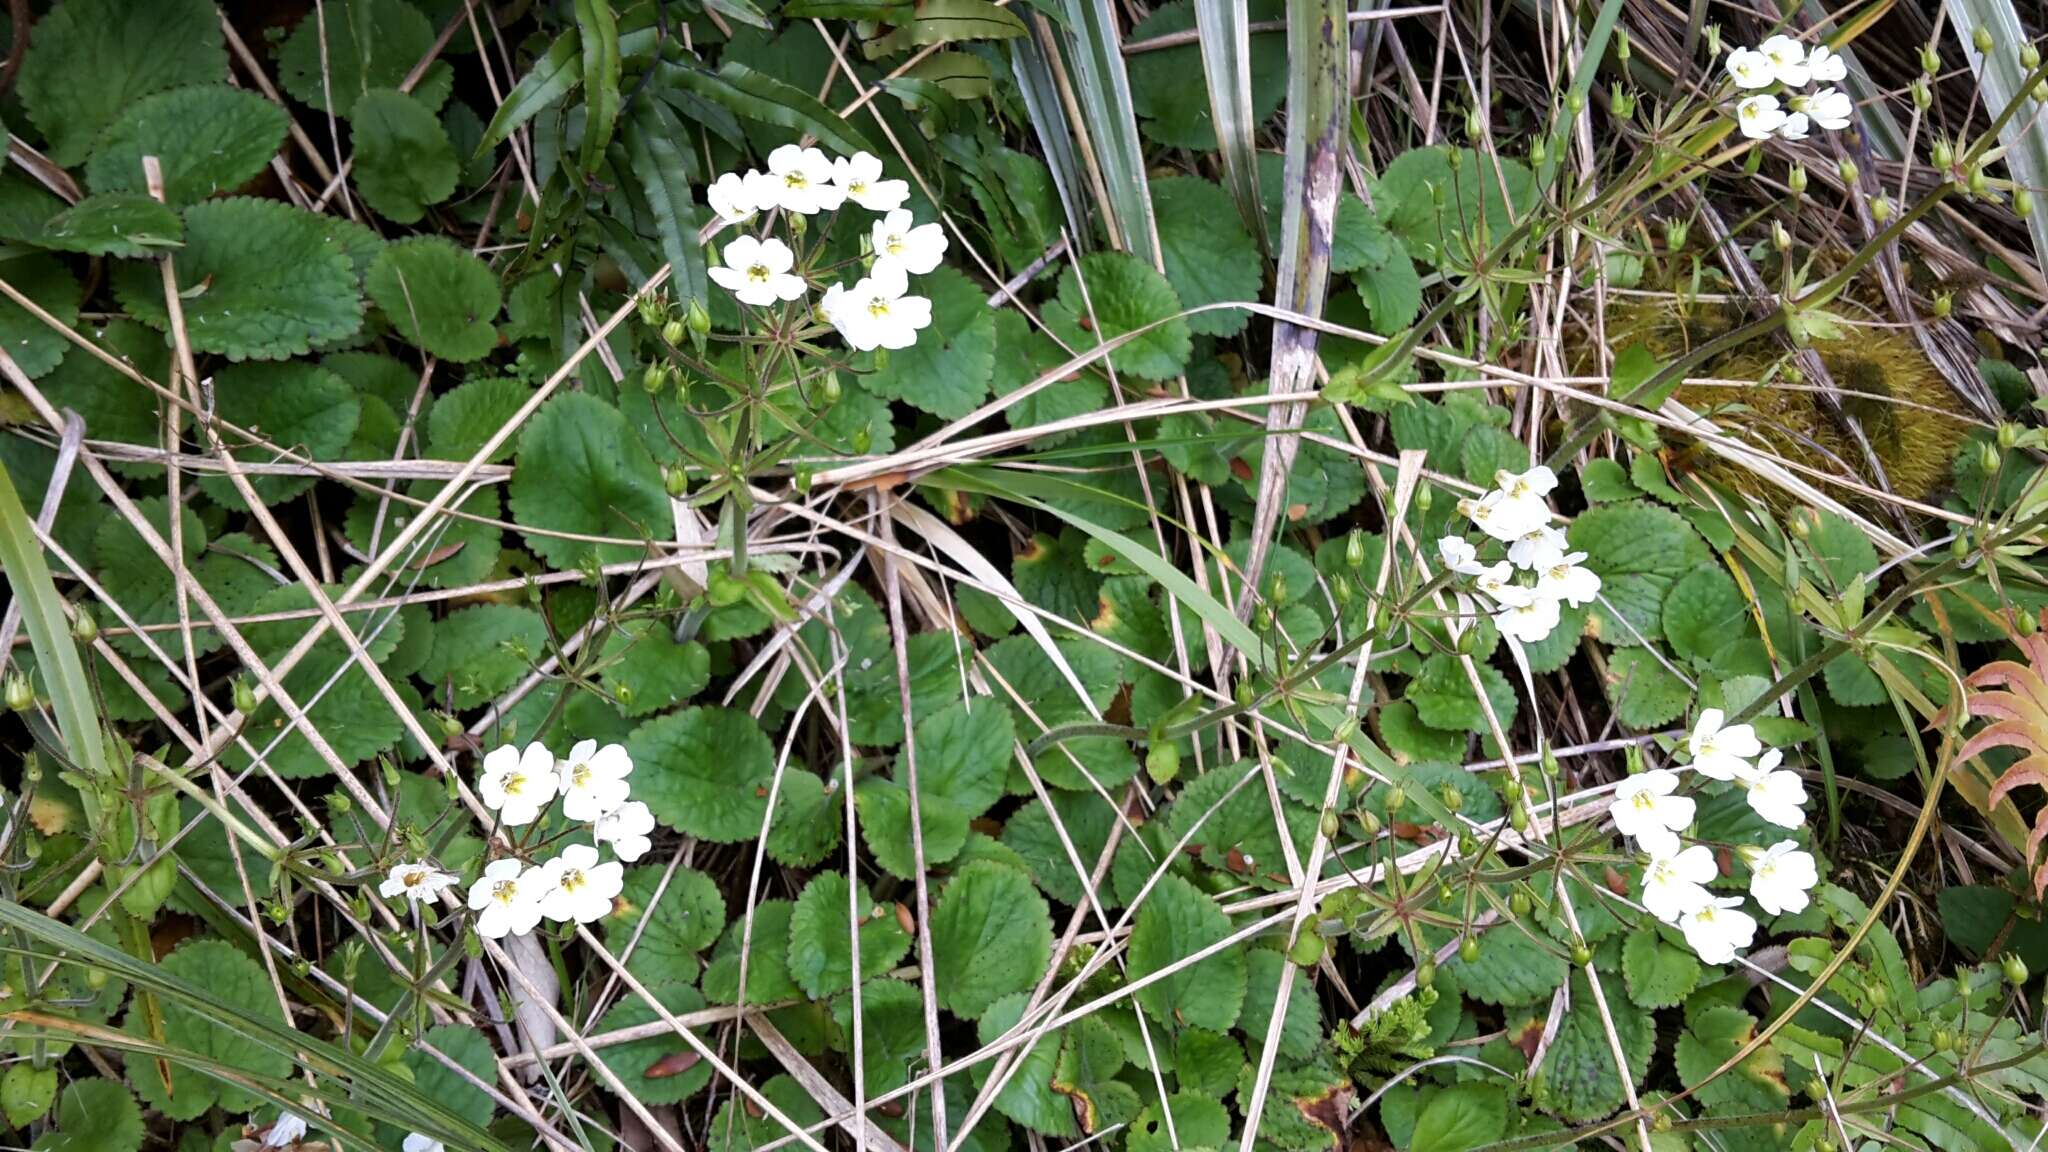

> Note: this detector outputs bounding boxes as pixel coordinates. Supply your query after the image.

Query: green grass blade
[1009,19,1094,250]
[0,457,106,781]
[1944,0,2048,267]
[1054,0,1158,259]
[1193,0,1266,244]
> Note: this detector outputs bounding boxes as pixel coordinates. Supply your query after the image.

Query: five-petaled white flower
[706,171,756,224]
[469,858,545,939]
[833,152,910,213]
[479,742,559,827]
[538,843,625,924]
[404,1136,447,1152]
[870,209,948,276]
[1438,535,1488,576]
[1506,524,1567,571]
[1494,466,1558,503]
[823,260,932,351]
[1640,843,1718,924]
[1686,708,1760,780]
[1806,44,1847,84]
[1494,594,1562,645]
[1775,111,1811,141]
[1745,839,1818,916]
[1734,749,1808,827]
[1760,35,1811,86]
[558,739,634,821]
[762,144,845,215]
[1736,94,1788,140]
[709,235,807,307]
[1536,552,1602,608]
[380,861,459,905]
[261,1113,309,1149]
[595,799,656,863]
[1609,768,1696,857]
[1802,87,1853,131]
[1680,895,1757,963]
[1460,488,1552,543]
[1725,47,1776,89]
[1472,561,1528,606]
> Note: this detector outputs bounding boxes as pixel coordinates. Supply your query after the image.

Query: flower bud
[233,678,258,715]
[1788,163,1808,198]
[1570,943,1592,967]
[664,466,689,499]
[637,292,666,328]
[1384,786,1405,814]
[686,297,711,337]
[851,426,872,454]
[1356,808,1382,837]
[1980,441,2001,473]
[1235,680,1255,709]
[1439,782,1463,813]
[661,317,686,346]
[3,673,30,713]
[2019,188,2036,220]
[641,362,667,394]
[2025,43,2043,71]
[1414,483,1432,511]
[1458,935,1481,963]
[1615,28,1630,61]
[1975,25,1994,55]
[1771,221,1792,252]
[1953,530,1973,562]
[1529,136,1547,166]
[2004,951,2030,985]
[2020,608,2039,636]
[820,371,842,406]
[1510,890,1532,917]
[1415,958,1436,988]
[1912,78,1932,111]
[1611,85,1634,121]
[70,608,95,645]
[1666,218,1689,249]
[1933,291,1953,319]
[1837,157,1859,184]
[1465,105,1483,139]
[1921,43,1941,74]
[1704,24,1721,58]
[1256,604,1275,632]
[1969,164,1990,196]
[1319,808,1342,840]
[1870,196,1893,223]
[1510,800,1530,833]
[2000,421,2020,449]
[1934,1028,1954,1052]
[1346,529,1366,570]
[1933,138,1954,171]
[1269,572,1288,607]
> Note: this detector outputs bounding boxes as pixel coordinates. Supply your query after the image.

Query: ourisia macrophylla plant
[699,144,944,352]
[1606,708,1819,965]
[1437,466,1601,645]
[1724,35,1855,141]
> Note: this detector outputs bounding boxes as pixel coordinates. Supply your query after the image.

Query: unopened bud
[686,297,711,337]
[233,678,258,715]
[1933,138,1955,172]
[637,292,666,328]
[1913,78,1933,111]
[1570,943,1592,967]
[661,318,686,346]
[70,608,95,645]
[851,426,872,454]
[1235,680,1255,709]
[2025,43,2043,71]
[664,467,689,499]
[2020,608,2039,636]
[2019,188,2036,220]
[1414,483,1432,511]
[1510,890,1532,917]
[1975,25,1994,55]
[1666,219,1689,249]
[1870,196,1893,223]
[1837,157,1859,184]
[1439,782,1462,813]
[2004,951,2030,985]
[1459,936,1480,963]
[2001,421,2021,449]
[1465,105,1483,139]
[1529,135,1547,166]
[1269,572,1288,607]
[1610,85,1634,121]
[1921,43,1941,75]
[1933,291,1953,319]
[1346,530,1366,569]
[1384,786,1405,814]
[642,362,668,394]
[1616,28,1630,61]
[1981,441,2001,473]
[820,372,842,406]
[1969,165,1990,196]
[1567,90,1585,116]
[1771,221,1791,252]
[1415,958,1436,988]
[1788,164,1807,198]
[1704,24,1722,59]
[1319,809,1341,840]
[3,673,30,713]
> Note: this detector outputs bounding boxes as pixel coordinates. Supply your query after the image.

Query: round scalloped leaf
[366,236,501,361]
[1528,973,1654,1123]
[86,85,288,205]
[350,88,460,224]
[765,769,841,868]
[29,1078,142,1152]
[1674,1005,1789,1116]
[1126,0,1286,150]
[344,482,501,590]
[828,978,928,1095]
[1601,648,1692,728]
[416,603,546,709]
[278,0,438,117]
[628,705,777,842]
[19,0,226,166]
[1662,567,1747,666]
[787,870,913,999]
[401,1026,498,1131]
[598,621,711,717]
[1153,175,1261,337]
[702,899,802,1005]
[1568,500,1710,647]
[605,866,728,980]
[128,938,290,1119]
[1620,926,1699,1010]
[0,253,81,379]
[197,361,360,508]
[991,308,1104,443]
[428,376,533,463]
[1042,251,1191,381]
[509,392,670,569]
[111,198,364,359]
[1128,873,1246,1031]
[855,777,969,880]
[225,583,411,779]
[595,983,714,1105]
[38,194,183,258]
[931,860,1053,1019]
[860,265,996,419]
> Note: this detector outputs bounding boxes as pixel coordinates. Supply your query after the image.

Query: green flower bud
[1837,157,1859,184]
[664,466,689,499]
[1921,43,1941,74]
[2004,951,2029,986]
[2000,421,2020,449]
[641,362,668,394]
[2019,188,2036,220]
[1975,25,1994,55]
[3,673,30,714]
[820,371,842,406]
[1570,943,1592,967]
[1933,291,1953,319]
[1953,530,1973,562]
[1969,165,1990,196]
[1269,571,1288,607]
[1235,680,1255,709]
[1319,808,1342,840]
[1415,958,1436,988]
[1567,89,1585,115]
[69,608,95,645]
[1384,786,1405,814]
[1771,221,1792,252]
[1871,195,1893,223]
[1509,802,1530,833]
[2025,43,2043,71]
[1913,78,1933,111]
[1510,890,1532,917]
[1465,105,1483,139]
[1414,482,1432,512]
[1356,808,1382,838]
[1460,936,1481,963]
[661,318,686,346]
[1703,24,1721,58]
[851,426,872,454]
[1788,163,1808,197]
[1615,28,1630,61]
[1934,1028,1955,1052]
[1440,782,1463,812]
[686,297,712,337]
[2019,608,2039,637]
[1529,135,1547,166]
[1980,441,2001,473]
[637,292,667,328]
[233,678,258,715]
[1346,530,1366,569]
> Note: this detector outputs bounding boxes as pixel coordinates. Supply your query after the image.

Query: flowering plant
[1724,34,1855,141]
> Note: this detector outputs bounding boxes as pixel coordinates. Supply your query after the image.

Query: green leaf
[629,706,778,843]
[974,993,1078,1137]
[1579,458,1641,503]
[1621,926,1700,1009]
[197,361,360,507]
[1042,251,1192,381]
[573,0,623,171]
[427,377,532,464]
[0,253,81,378]
[1448,924,1566,1006]
[1128,873,1246,1031]
[509,392,669,569]
[1001,788,1119,909]
[765,770,841,868]
[1373,146,1537,268]
[38,194,183,258]
[1407,653,1518,736]
[350,89,460,223]
[39,320,168,466]
[856,777,970,879]
[417,604,545,709]
[226,585,412,778]
[1354,254,1423,336]
[864,0,1026,55]
[85,85,288,205]
[1153,175,1262,337]
[128,939,291,1119]
[932,860,1054,1019]
[278,0,437,116]
[403,1025,498,1131]
[1662,567,1750,668]
[19,0,225,166]
[1127,0,1286,151]
[366,236,502,362]
[1569,501,1711,647]
[991,309,1105,443]
[1410,1083,1507,1152]
[659,60,879,160]
[622,101,708,307]
[703,900,803,1004]
[830,978,928,1094]
[1238,948,1322,1061]
[595,984,713,1105]
[787,870,913,999]
[1603,648,1693,728]
[30,1078,142,1152]
[1675,1006,1789,1115]
[861,266,995,419]
[112,198,364,360]
[1795,507,1879,589]
[1528,973,1653,1123]
[605,865,727,982]
[345,483,501,590]
[599,622,710,717]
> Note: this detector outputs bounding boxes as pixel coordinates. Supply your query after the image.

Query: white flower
[762,144,844,214]
[479,742,559,827]
[1438,535,1487,576]
[824,260,931,351]
[1473,560,1522,603]
[1679,896,1757,964]
[1460,489,1551,543]
[1493,466,1557,503]
[709,235,807,308]
[1776,111,1811,141]
[1493,594,1561,644]
[379,861,459,905]
[469,858,545,939]
[1725,47,1777,90]
[1735,94,1788,140]
[833,151,909,212]
[537,843,625,924]
[1734,749,1807,828]
[1640,843,1718,924]
[1507,524,1569,571]
[1760,35,1810,86]
[706,171,756,224]
[1746,839,1818,916]
[404,1137,447,1152]
[262,1113,309,1149]
[1803,87,1853,131]
[1536,552,1602,608]
[595,800,656,862]
[558,739,633,821]
[1806,44,1847,84]
[1686,708,1761,780]
[870,209,948,275]
[1609,768,1696,857]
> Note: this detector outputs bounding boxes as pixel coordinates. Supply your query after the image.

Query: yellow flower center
[491,879,519,904]
[403,870,427,888]
[571,762,593,788]
[560,869,587,894]
[885,235,905,256]
[747,263,771,284]
[867,298,893,320]
[504,772,527,795]
[784,172,808,189]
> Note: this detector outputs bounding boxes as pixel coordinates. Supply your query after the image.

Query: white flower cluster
[1725,35,1852,141]
[1438,466,1602,645]
[244,1110,444,1152]
[1609,709,1818,963]
[379,740,655,940]
[702,145,948,352]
